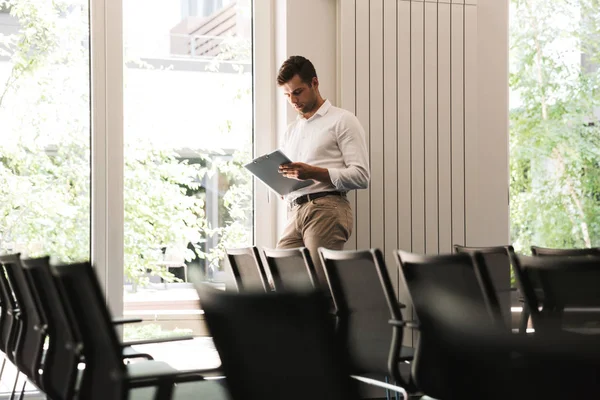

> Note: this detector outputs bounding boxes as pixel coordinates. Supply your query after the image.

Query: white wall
[338,0,509,345]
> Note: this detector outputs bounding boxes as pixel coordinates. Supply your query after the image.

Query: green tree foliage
[510,0,600,251]
[0,0,252,285]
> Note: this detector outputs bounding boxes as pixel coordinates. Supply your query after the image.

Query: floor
[0,337,222,399]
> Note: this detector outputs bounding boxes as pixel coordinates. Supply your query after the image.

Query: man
[276,55,370,287]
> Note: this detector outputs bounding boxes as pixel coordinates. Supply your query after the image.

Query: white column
[90,0,124,318]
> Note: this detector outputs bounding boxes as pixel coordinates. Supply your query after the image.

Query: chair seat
[127,361,225,384]
[127,360,182,382]
[122,346,152,360]
[129,379,230,400]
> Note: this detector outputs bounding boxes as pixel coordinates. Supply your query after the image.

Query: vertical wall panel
[339,0,493,257]
[383,0,398,291]
[397,0,413,347]
[397,0,412,254]
[337,0,510,350]
[337,0,509,354]
[464,5,478,244]
[438,3,452,253]
[370,0,385,250]
[355,0,371,250]
[424,2,439,254]
[451,4,465,247]
[339,0,357,250]
[410,1,425,254]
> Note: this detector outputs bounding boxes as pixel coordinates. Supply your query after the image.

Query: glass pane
[510,0,600,252]
[0,3,91,265]
[122,0,253,342]
[0,0,90,393]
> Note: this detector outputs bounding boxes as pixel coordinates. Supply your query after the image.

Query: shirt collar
[297,99,332,121]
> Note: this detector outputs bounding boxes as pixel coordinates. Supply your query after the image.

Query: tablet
[244,149,313,196]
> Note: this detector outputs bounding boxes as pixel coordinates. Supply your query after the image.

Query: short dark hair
[277,56,317,86]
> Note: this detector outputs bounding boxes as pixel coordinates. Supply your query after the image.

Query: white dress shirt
[281,100,370,202]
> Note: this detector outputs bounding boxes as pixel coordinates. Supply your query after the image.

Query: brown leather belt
[291,191,346,207]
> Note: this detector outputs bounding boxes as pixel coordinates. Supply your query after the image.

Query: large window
[0,2,91,262]
[122,0,253,339]
[0,0,259,363]
[510,0,600,251]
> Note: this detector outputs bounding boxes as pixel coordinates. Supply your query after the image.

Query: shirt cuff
[328,168,343,191]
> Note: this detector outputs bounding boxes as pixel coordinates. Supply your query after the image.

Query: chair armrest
[350,375,408,398]
[389,319,420,329]
[112,317,143,325]
[122,335,194,347]
[122,346,154,361]
[127,362,225,388]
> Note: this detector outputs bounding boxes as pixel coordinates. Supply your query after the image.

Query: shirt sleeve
[328,112,370,191]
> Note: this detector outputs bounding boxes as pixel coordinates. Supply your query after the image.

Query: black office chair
[514,246,600,334]
[0,254,27,398]
[318,248,413,398]
[21,256,181,399]
[18,256,83,400]
[51,261,227,400]
[198,285,359,400]
[454,245,514,329]
[395,250,507,399]
[261,247,318,291]
[225,247,269,292]
[0,254,47,397]
[397,267,600,399]
[510,253,600,336]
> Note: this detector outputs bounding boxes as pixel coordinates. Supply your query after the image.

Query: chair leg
[519,304,530,334]
[0,356,6,384]
[384,376,391,400]
[9,371,20,400]
[18,375,26,400]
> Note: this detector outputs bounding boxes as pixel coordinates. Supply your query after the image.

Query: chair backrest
[0,254,19,359]
[395,250,505,398]
[509,253,600,335]
[318,248,403,379]
[396,250,503,329]
[454,245,512,327]
[531,246,600,257]
[52,262,126,400]
[198,286,359,400]
[225,247,269,292]
[261,247,318,291]
[21,257,82,400]
[0,253,45,379]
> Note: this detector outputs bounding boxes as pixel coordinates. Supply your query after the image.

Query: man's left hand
[278,162,332,184]
[278,162,314,180]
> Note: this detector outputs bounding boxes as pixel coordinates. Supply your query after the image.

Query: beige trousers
[276,194,353,288]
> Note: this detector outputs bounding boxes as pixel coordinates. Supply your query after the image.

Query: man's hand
[278,162,313,180]
[278,162,331,184]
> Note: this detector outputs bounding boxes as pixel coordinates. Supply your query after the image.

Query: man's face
[280,74,318,115]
